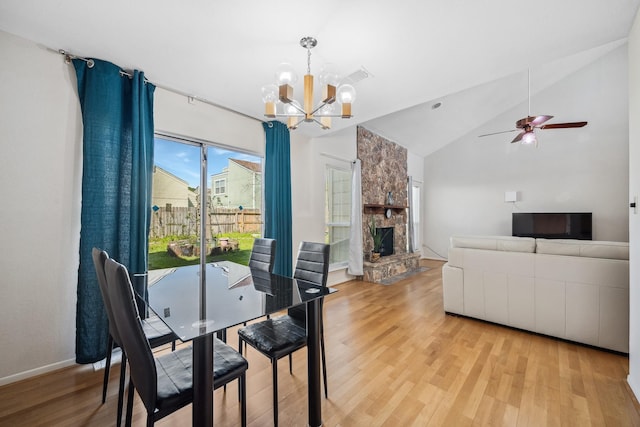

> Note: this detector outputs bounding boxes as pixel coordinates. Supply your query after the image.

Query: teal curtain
[73,58,155,364]
[263,121,293,277]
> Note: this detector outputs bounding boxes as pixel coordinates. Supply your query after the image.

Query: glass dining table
[146,261,336,426]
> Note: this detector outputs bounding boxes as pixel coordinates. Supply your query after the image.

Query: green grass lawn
[148,232,255,270]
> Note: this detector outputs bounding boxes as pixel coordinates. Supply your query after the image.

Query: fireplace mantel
[363,204,408,215]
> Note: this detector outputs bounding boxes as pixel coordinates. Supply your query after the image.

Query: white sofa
[442,235,629,353]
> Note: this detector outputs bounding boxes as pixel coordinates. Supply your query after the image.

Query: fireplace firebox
[376,227,394,256]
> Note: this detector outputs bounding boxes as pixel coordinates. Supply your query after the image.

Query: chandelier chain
[307,47,311,75]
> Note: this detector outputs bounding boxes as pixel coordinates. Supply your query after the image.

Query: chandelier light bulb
[285,100,302,115]
[275,63,298,86]
[337,84,356,104]
[318,63,340,86]
[318,103,335,115]
[261,84,278,103]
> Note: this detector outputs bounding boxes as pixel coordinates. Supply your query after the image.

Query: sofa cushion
[450,235,535,253]
[535,239,629,260]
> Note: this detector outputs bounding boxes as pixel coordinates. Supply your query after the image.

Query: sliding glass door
[149,134,263,271]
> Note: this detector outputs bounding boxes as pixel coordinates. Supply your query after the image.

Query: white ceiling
[1,0,638,156]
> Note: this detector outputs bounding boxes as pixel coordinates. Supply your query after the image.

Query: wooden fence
[150,207,262,238]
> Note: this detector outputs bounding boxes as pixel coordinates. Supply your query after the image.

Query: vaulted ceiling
[1,0,638,156]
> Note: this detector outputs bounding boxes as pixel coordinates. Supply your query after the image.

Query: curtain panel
[407,176,415,253]
[263,121,293,277]
[348,159,364,275]
[73,58,155,363]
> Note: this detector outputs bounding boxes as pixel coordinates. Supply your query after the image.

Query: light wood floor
[1,260,639,426]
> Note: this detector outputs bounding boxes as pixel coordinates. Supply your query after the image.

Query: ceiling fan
[478,70,588,145]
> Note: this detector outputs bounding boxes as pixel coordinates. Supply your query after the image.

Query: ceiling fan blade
[478,129,518,138]
[540,121,588,129]
[511,131,525,143]
[530,115,554,126]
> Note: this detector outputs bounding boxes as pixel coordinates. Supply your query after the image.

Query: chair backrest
[249,238,276,272]
[92,247,121,343]
[289,242,330,321]
[293,241,330,287]
[104,257,158,415]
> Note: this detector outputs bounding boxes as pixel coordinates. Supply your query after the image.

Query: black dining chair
[92,248,177,427]
[104,257,249,427]
[248,238,276,272]
[222,237,277,347]
[237,241,330,426]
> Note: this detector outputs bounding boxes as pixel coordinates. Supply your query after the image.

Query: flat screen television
[512,212,592,240]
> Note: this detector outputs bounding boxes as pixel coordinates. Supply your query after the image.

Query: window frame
[325,163,352,269]
[149,131,264,270]
[213,178,226,195]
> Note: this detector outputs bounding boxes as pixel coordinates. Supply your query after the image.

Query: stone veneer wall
[357,126,408,256]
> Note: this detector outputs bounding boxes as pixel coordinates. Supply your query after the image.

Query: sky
[154,136,261,188]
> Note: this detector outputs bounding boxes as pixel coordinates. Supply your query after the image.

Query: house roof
[230,159,261,173]
[153,165,189,186]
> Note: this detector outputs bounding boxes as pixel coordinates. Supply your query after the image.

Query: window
[149,134,263,270]
[325,165,351,266]
[214,178,226,195]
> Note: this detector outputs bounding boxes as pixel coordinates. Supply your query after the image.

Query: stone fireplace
[357,126,419,283]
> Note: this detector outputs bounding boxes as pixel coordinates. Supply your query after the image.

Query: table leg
[193,334,214,426]
[307,299,322,427]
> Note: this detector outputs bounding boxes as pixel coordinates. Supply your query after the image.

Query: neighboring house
[210,159,262,210]
[152,166,197,209]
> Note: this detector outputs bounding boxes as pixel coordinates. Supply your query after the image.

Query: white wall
[154,90,263,154]
[407,151,424,185]
[292,127,359,285]
[0,30,82,383]
[627,6,640,400]
[422,46,629,258]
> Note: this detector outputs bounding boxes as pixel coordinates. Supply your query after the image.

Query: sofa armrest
[442,263,464,314]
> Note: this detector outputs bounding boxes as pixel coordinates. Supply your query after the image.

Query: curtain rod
[57,48,264,124]
[320,152,356,164]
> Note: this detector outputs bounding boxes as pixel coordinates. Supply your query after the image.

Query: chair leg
[240,374,247,427]
[272,358,278,427]
[171,340,176,351]
[102,335,114,403]
[125,380,135,427]
[320,332,328,399]
[288,353,292,374]
[116,354,127,427]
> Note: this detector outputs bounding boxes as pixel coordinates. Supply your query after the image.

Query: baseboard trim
[0,358,77,386]
[628,374,640,407]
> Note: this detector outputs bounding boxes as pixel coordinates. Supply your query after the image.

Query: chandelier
[261,36,356,130]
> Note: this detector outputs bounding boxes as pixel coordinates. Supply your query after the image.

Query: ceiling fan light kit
[521,130,537,145]
[261,36,356,130]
